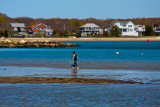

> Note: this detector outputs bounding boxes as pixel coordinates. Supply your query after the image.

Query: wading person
[69,58,75,71]
[73,51,79,71]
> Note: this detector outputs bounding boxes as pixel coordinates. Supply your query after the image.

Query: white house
[27,23,53,36]
[135,25,145,36]
[79,23,103,36]
[154,26,160,35]
[112,21,138,36]
[10,23,26,34]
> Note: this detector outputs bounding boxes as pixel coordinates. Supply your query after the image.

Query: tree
[29,21,34,26]
[103,30,109,37]
[17,27,21,33]
[0,16,6,23]
[0,28,5,36]
[4,30,8,37]
[110,25,121,37]
[61,30,69,37]
[71,20,83,35]
[0,31,4,37]
[71,20,83,28]
[143,26,155,36]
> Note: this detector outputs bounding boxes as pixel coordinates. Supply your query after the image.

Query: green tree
[0,31,4,36]
[61,30,69,37]
[29,22,34,26]
[17,27,21,32]
[110,25,121,37]
[0,16,6,23]
[0,28,5,36]
[103,30,109,37]
[36,31,43,37]
[4,30,8,37]
[71,20,83,28]
[144,26,155,36]
[71,20,83,35]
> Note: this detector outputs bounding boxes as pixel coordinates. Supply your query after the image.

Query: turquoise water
[0,41,160,70]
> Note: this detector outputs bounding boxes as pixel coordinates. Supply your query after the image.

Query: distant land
[0,12,160,36]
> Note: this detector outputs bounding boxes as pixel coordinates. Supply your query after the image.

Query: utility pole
[64,24,65,31]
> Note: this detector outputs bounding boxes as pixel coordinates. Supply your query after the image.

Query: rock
[59,42,65,46]
[43,40,49,43]
[65,43,72,46]
[0,40,79,48]
[13,41,18,44]
[19,40,26,44]
[49,44,55,48]
[8,44,15,48]
[5,39,12,43]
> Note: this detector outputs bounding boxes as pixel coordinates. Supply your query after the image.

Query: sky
[0,0,160,19]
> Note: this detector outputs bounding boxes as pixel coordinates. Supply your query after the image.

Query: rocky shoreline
[0,39,79,48]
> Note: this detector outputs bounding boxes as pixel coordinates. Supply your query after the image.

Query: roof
[28,23,51,29]
[27,23,52,33]
[80,23,99,28]
[11,23,25,27]
[28,23,40,28]
[115,21,134,25]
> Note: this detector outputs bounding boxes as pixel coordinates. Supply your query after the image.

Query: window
[123,29,127,32]
[128,25,132,27]
[129,29,133,32]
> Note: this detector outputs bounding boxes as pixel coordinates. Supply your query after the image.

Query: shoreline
[2,36,160,41]
[0,77,142,84]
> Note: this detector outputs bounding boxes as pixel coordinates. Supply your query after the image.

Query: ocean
[0,41,160,106]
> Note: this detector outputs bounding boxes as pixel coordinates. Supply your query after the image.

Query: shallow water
[1,66,160,84]
[0,83,160,106]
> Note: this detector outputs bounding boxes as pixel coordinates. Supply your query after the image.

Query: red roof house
[27,23,53,36]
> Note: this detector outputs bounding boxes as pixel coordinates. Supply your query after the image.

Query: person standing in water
[73,51,79,71]
[69,58,75,71]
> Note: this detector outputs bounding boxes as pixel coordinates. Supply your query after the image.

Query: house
[112,21,138,36]
[79,23,103,36]
[27,23,53,36]
[135,25,145,36]
[10,23,26,34]
[154,26,160,36]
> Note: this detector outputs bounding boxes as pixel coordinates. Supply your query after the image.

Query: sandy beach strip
[0,77,142,84]
[4,36,160,41]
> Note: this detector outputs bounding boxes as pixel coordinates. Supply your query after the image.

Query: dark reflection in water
[0,83,160,106]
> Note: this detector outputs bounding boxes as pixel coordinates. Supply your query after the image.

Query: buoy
[147,39,149,43]
[116,52,119,54]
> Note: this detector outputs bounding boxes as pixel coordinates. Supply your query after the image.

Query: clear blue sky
[0,0,159,19]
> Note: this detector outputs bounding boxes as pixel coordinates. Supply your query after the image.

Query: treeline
[0,12,160,37]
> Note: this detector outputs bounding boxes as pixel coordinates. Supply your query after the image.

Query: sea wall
[0,39,79,48]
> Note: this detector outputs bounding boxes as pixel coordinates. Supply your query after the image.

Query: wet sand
[0,77,142,84]
[4,36,160,41]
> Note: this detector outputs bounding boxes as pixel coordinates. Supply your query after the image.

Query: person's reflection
[71,70,77,78]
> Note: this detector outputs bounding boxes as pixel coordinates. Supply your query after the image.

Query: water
[0,41,160,106]
[0,83,160,106]
[0,41,160,70]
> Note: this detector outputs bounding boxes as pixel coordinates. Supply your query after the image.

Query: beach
[3,36,160,42]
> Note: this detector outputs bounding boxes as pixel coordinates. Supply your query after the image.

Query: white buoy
[116,52,119,54]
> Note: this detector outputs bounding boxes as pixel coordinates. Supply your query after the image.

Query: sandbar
[0,77,142,84]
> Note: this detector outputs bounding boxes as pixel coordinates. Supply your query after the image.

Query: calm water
[0,83,160,106]
[0,41,160,106]
[0,41,160,70]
